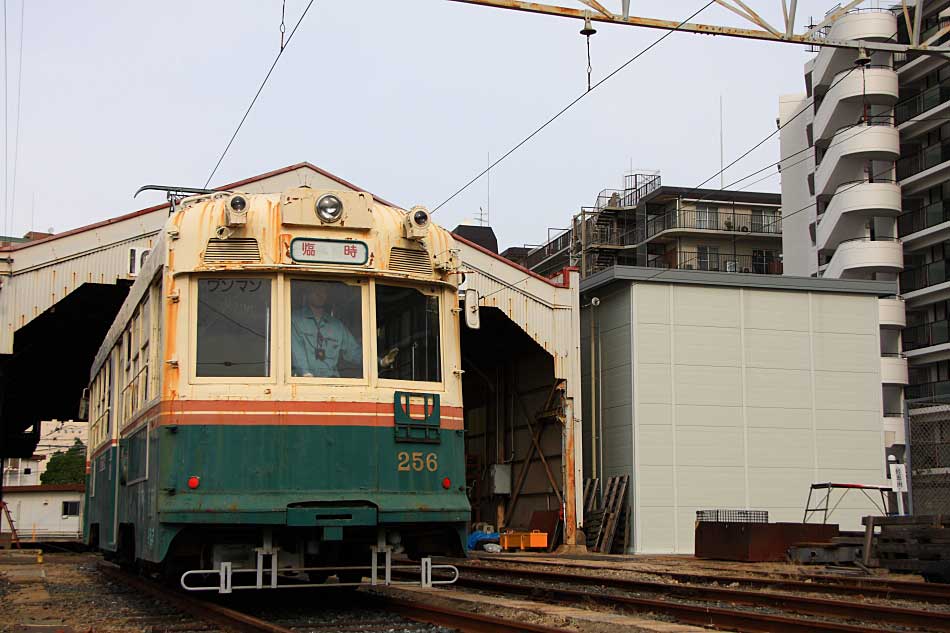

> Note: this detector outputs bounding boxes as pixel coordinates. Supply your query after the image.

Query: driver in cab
[291,282,399,378]
[291,283,362,378]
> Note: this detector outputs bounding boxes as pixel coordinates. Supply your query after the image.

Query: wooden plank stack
[584,475,629,553]
[865,515,950,582]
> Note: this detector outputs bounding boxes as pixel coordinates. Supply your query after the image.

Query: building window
[61,501,80,517]
[752,209,779,233]
[196,278,272,377]
[695,204,719,230]
[697,246,719,271]
[22,468,31,475]
[753,249,779,274]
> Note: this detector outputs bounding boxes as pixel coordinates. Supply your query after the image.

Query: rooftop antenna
[476,153,490,226]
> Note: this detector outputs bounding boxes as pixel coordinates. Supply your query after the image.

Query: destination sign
[290,239,369,265]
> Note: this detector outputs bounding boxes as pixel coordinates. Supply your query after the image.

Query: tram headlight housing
[225,194,249,227]
[315,194,344,224]
[404,205,431,240]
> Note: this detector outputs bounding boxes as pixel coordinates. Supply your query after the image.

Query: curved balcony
[823,237,903,280]
[813,10,897,89]
[816,180,902,252]
[813,67,898,142]
[814,123,900,197]
[878,296,906,329]
[881,354,909,385]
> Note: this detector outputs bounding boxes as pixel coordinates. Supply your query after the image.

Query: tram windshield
[196,278,271,377]
[290,280,364,379]
[375,284,441,383]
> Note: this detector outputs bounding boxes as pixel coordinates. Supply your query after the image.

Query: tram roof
[0,162,400,253]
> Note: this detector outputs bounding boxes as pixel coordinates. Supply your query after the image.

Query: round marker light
[316,194,344,223]
[187,476,200,490]
[442,477,452,490]
[229,195,247,212]
[413,209,429,226]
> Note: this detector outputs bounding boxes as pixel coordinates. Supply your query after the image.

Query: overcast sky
[0,1,873,250]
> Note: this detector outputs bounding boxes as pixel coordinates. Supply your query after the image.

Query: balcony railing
[901,259,950,293]
[647,251,783,275]
[896,83,950,125]
[815,116,895,167]
[906,379,950,401]
[904,318,950,351]
[523,228,572,270]
[633,208,782,244]
[899,200,950,236]
[898,140,950,181]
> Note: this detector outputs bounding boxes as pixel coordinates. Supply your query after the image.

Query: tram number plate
[290,238,369,265]
[397,451,438,472]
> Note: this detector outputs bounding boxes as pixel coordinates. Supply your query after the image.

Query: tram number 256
[397,451,438,472]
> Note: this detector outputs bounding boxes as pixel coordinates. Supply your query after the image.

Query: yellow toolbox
[500,530,548,551]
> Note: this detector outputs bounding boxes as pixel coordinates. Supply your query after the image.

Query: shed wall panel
[602,283,888,554]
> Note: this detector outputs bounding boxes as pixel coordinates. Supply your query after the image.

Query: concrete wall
[586,281,886,554]
[779,93,817,277]
[3,487,83,540]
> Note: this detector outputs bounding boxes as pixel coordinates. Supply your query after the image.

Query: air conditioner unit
[128,247,151,277]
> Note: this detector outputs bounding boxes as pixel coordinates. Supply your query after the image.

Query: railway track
[408,560,950,633]
[96,562,570,633]
[474,554,950,604]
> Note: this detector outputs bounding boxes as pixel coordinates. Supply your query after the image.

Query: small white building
[1,484,84,542]
[2,455,43,487]
[582,267,895,554]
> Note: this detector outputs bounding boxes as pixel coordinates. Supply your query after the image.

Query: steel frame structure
[447,0,950,55]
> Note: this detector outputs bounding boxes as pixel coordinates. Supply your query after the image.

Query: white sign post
[889,463,907,515]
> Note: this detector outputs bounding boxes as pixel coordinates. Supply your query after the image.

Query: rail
[900,258,950,293]
[439,561,950,632]
[904,318,950,351]
[635,208,781,243]
[421,563,942,633]
[523,228,572,270]
[896,83,950,125]
[648,251,783,275]
[99,562,568,633]
[898,139,950,181]
[899,200,950,236]
[906,379,950,401]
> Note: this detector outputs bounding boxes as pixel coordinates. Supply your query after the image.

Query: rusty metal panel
[695,522,840,562]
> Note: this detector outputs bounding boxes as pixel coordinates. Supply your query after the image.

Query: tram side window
[196,278,272,377]
[290,280,363,378]
[375,285,441,382]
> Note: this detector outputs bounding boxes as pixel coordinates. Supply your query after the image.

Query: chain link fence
[907,402,950,515]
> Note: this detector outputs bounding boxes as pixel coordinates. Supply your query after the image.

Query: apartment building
[779,2,950,457]
[512,172,782,279]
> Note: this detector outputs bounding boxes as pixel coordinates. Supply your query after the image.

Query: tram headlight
[229,195,247,213]
[315,194,344,223]
[404,205,431,240]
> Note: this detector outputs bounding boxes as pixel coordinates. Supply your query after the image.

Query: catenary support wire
[204,0,316,189]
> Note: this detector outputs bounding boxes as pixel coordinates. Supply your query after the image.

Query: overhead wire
[487,70,916,297]
[431,0,717,215]
[203,0,316,189]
